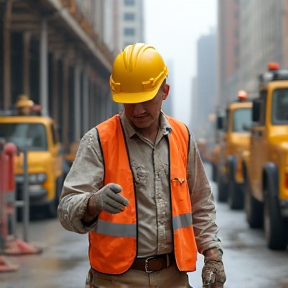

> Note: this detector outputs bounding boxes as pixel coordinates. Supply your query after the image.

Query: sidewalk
[0,214,90,288]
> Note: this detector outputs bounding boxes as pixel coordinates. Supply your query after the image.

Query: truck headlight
[29,173,47,184]
[15,174,24,183]
[15,173,47,184]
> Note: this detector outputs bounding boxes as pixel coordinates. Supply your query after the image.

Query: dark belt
[130,253,174,273]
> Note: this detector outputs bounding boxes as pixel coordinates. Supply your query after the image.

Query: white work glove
[202,248,226,288]
[94,183,128,214]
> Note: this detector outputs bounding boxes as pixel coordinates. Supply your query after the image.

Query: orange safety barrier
[0,143,17,238]
[0,141,42,273]
[0,140,19,271]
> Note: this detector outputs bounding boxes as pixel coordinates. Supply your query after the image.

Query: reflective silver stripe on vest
[173,213,193,230]
[95,220,136,237]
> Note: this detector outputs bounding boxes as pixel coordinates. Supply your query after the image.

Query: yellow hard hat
[16,95,34,108]
[110,43,168,103]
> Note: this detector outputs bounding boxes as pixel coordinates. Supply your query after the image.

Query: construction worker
[58,43,226,288]
[15,95,34,116]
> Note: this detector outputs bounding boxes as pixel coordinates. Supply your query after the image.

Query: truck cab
[0,114,65,218]
[217,91,252,210]
[243,63,288,250]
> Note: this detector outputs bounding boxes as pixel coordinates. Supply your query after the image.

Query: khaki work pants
[85,262,192,288]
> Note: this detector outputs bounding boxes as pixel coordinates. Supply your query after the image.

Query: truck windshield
[272,89,288,124]
[232,108,252,132]
[0,123,48,151]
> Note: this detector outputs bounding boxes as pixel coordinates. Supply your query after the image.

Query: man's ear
[163,84,170,100]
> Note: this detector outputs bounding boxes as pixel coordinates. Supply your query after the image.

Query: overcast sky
[144,0,217,126]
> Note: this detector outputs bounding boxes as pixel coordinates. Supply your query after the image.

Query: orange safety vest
[89,115,198,274]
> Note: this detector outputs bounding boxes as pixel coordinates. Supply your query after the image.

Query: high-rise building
[217,1,288,104]
[196,28,217,132]
[87,0,144,55]
[217,0,240,107]
[238,1,284,94]
[117,0,145,50]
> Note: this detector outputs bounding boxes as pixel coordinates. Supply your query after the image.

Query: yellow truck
[0,114,65,218]
[216,91,252,210]
[243,63,288,250]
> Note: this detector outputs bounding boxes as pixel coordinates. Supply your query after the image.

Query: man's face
[123,85,168,129]
[19,106,31,116]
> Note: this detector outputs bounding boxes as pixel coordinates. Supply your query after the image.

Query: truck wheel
[228,176,244,210]
[45,175,63,218]
[217,173,228,202]
[244,179,263,228]
[264,192,287,250]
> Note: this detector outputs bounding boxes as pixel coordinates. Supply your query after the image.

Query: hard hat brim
[112,83,162,104]
[16,100,34,108]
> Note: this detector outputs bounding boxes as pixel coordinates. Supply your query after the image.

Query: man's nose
[133,103,145,115]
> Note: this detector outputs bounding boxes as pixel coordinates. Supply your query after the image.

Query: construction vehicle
[0,112,65,218]
[242,63,288,250]
[216,91,253,210]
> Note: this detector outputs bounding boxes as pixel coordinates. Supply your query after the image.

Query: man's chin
[133,122,149,129]
[131,118,150,129]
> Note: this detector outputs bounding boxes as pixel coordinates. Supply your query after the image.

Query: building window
[124,0,135,6]
[124,13,135,21]
[124,28,135,36]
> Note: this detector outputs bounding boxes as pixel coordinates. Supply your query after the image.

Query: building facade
[217,0,240,108]
[194,29,217,135]
[238,1,283,94]
[117,0,145,50]
[0,0,118,153]
[217,0,288,106]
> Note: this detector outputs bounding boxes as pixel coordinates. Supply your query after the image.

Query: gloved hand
[202,248,226,288]
[94,183,128,214]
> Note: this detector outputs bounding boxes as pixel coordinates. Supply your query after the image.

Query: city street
[1,163,288,288]
[1,1,288,287]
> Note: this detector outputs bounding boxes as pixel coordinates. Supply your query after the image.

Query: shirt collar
[120,110,172,139]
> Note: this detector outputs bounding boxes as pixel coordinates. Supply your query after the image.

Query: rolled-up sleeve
[57,128,104,234]
[187,133,222,254]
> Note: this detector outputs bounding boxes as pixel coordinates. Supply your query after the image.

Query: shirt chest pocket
[131,164,148,187]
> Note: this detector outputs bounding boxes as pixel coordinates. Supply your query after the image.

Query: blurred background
[1,1,288,288]
[1,0,287,153]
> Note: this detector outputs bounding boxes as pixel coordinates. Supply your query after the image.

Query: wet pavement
[1,163,288,288]
[0,218,90,288]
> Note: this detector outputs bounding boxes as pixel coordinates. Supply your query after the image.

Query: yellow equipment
[216,91,252,210]
[0,114,65,218]
[242,63,288,250]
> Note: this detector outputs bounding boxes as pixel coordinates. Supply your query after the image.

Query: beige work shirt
[58,111,222,257]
